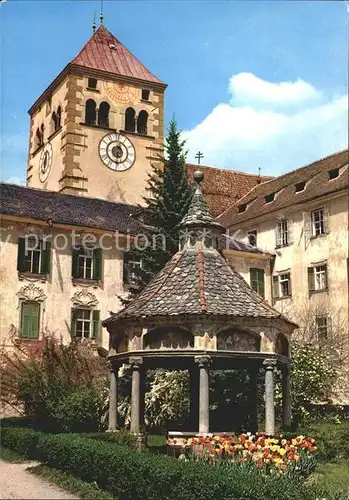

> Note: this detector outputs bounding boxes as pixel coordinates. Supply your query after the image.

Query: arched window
[85,99,97,125]
[98,101,110,128]
[52,112,58,132]
[56,106,62,129]
[36,128,42,148]
[125,107,135,132]
[137,110,148,135]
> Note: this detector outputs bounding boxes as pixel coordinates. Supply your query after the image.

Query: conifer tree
[132,119,193,290]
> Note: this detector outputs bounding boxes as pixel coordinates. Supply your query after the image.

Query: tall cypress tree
[134,119,193,289]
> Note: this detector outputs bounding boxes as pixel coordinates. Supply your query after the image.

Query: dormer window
[247,230,257,247]
[265,192,275,203]
[328,168,339,180]
[87,78,97,90]
[141,89,150,101]
[238,203,247,214]
[295,181,306,193]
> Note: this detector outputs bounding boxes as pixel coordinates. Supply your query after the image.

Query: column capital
[263,358,277,370]
[194,355,211,368]
[129,356,143,369]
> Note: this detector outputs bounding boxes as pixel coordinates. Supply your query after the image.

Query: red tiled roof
[186,164,273,217]
[71,25,165,85]
[218,149,349,228]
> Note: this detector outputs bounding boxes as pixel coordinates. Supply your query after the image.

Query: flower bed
[168,433,318,479]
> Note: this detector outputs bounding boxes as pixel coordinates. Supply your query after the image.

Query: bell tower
[26,25,167,205]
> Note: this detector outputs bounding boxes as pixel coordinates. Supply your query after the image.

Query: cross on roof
[195,151,204,165]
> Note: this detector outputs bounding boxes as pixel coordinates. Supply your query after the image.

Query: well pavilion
[103,171,296,439]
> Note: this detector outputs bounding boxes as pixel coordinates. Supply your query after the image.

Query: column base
[133,432,148,452]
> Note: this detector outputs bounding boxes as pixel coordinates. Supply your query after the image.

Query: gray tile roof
[0,183,142,234]
[106,247,283,322]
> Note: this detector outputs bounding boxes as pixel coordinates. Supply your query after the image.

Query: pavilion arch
[125,107,136,132]
[144,326,194,350]
[275,333,289,357]
[217,327,260,352]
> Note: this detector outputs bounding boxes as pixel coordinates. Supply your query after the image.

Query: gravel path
[0,460,78,499]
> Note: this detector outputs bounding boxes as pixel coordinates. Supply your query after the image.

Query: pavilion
[103,171,296,440]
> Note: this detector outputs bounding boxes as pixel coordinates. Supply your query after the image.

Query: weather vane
[92,12,96,33]
[100,0,104,25]
[195,151,204,166]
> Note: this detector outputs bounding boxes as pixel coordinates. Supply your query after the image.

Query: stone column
[282,364,292,429]
[130,356,143,434]
[263,358,277,435]
[108,365,118,431]
[195,355,211,434]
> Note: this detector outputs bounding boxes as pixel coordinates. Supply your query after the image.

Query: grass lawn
[314,460,349,496]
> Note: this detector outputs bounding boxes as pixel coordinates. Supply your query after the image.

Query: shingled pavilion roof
[104,172,292,325]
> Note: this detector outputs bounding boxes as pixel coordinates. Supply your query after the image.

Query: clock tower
[26,25,167,205]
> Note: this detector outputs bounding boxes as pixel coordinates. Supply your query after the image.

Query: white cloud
[184,73,348,175]
[229,72,322,107]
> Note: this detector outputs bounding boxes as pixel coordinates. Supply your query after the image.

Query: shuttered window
[20,302,40,339]
[70,308,100,339]
[250,268,265,298]
[17,238,51,275]
[272,273,292,299]
[308,264,327,292]
[72,247,102,280]
[123,252,142,284]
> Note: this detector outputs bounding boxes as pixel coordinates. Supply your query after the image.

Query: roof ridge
[187,163,273,179]
[197,249,208,312]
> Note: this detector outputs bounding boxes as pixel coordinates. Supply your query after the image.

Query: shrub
[1,334,108,432]
[36,433,322,500]
[1,426,41,459]
[299,421,349,462]
[78,428,137,449]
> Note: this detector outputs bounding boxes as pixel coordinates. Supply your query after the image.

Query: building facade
[219,150,349,359]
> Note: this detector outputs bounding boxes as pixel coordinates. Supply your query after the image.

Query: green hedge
[37,434,324,500]
[1,426,41,459]
[0,426,333,500]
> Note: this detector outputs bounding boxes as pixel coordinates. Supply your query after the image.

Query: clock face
[104,81,137,104]
[39,143,53,182]
[99,133,136,171]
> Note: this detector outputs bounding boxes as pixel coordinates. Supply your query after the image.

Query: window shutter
[324,264,328,289]
[308,267,315,291]
[272,276,279,300]
[21,303,39,339]
[41,241,51,274]
[71,248,80,278]
[275,224,279,247]
[288,219,293,245]
[303,212,312,247]
[93,248,103,280]
[323,205,330,234]
[288,274,292,296]
[92,310,100,339]
[29,303,40,338]
[17,238,26,272]
[259,269,265,298]
[70,308,78,337]
[327,315,332,336]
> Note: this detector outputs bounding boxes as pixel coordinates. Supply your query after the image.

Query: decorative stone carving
[144,327,194,350]
[71,290,98,308]
[129,356,143,369]
[194,355,211,367]
[17,284,46,302]
[263,358,277,370]
[217,329,259,352]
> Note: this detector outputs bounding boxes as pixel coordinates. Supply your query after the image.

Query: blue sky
[1,0,348,183]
